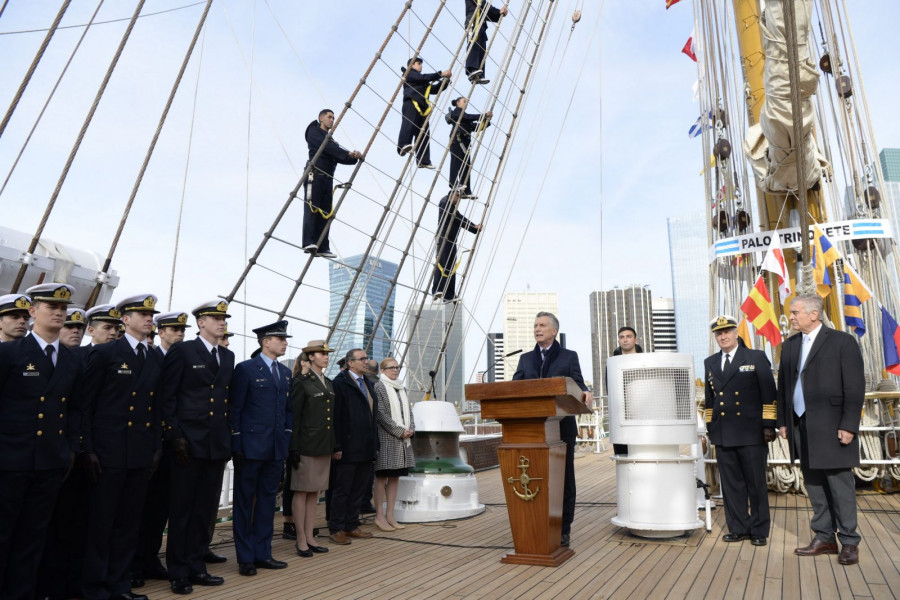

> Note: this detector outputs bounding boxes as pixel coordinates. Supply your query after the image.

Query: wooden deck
[139,448,900,599]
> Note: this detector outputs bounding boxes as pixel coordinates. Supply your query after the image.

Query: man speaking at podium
[512,312,592,548]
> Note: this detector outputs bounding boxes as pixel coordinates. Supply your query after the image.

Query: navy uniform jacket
[776,327,865,470]
[464,0,502,38]
[0,335,81,470]
[331,370,379,463]
[512,340,589,440]
[402,68,447,104]
[703,345,776,447]
[229,355,292,461]
[436,195,478,254]
[447,107,490,144]
[80,337,162,469]
[305,120,358,179]
[159,338,234,461]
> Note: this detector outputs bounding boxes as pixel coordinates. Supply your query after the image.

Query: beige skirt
[291,454,330,492]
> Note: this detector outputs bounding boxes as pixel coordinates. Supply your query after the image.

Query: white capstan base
[394,473,485,523]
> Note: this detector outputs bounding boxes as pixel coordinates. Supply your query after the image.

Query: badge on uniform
[23,363,39,376]
[739,365,755,372]
[193,364,206,369]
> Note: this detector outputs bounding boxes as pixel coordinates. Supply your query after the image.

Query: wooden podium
[465,377,590,567]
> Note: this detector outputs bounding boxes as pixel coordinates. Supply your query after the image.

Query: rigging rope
[85,0,214,308]
[10,0,147,294]
[0,0,105,200]
[0,0,72,141]
[0,1,206,36]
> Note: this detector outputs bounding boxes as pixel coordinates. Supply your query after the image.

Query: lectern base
[500,546,574,567]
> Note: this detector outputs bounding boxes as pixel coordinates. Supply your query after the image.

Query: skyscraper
[485,332,505,382]
[652,297,677,352]
[667,214,710,377]
[503,292,559,377]
[327,254,398,376]
[589,285,654,396]
[406,302,465,406]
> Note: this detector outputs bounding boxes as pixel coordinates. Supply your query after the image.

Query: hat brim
[710,324,737,332]
[302,346,334,354]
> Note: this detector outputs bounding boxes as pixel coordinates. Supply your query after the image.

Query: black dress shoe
[560,534,570,547]
[202,551,227,564]
[170,578,193,595]
[255,558,288,569]
[295,545,313,558]
[722,533,751,542]
[238,563,257,577]
[282,522,297,540]
[751,537,767,546]
[309,545,329,553]
[130,577,146,588]
[190,573,225,586]
[110,593,149,600]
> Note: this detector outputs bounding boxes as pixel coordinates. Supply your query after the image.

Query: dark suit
[159,338,234,580]
[229,355,293,564]
[303,120,359,253]
[0,335,80,600]
[512,340,589,537]
[777,325,864,545]
[703,345,776,538]
[464,0,502,76]
[328,370,378,534]
[80,337,162,598]
[432,194,479,301]
[132,344,171,579]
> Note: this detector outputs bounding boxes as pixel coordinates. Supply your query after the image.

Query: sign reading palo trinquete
[708,219,893,262]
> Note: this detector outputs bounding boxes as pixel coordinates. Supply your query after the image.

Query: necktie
[724,352,731,370]
[271,361,278,378]
[358,376,373,412]
[45,345,55,374]
[794,335,811,417]
[210,347,219,374]
[135,343,146,373]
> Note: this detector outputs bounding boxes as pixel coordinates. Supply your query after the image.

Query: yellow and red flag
[737,317,754,350]
[741,275,782,348]
[812,225,841,297]
[666,0,684,8]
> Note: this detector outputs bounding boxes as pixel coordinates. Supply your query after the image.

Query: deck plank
[135,449,900,600]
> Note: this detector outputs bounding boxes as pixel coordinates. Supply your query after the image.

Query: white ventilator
[608,353,705,538]
[394,402,485,522]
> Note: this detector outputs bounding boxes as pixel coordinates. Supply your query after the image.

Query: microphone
[483,349,523,380]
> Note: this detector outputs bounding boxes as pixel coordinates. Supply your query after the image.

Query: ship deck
[140,448,900,599]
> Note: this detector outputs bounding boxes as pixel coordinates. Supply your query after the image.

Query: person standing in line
[302,109,362,259]
[0,283,79,600]
[160,300,234,594]
[512,311,592,548]
[327,349,379,545]
[80,294,163,600]
[281,352,310,542]
[608,326,642,456]
[83,304,123,351]
[60,307,86,348]
[289,340,337,556]
[703,315,776,546]
[777,294,865,565]
[372,357,415,532]
[0,293,31,343]
[230,321,293,577]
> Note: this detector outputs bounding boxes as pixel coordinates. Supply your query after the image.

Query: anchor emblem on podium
[507,456,542,501]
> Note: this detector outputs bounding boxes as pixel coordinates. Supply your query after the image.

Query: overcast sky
[1,1,898,387]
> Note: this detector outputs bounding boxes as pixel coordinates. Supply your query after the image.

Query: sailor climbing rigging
[397,57,451,169]
[432,191,481,302]
[303,110,362,259]
[446,97,492,197]
[464,0,508,84]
